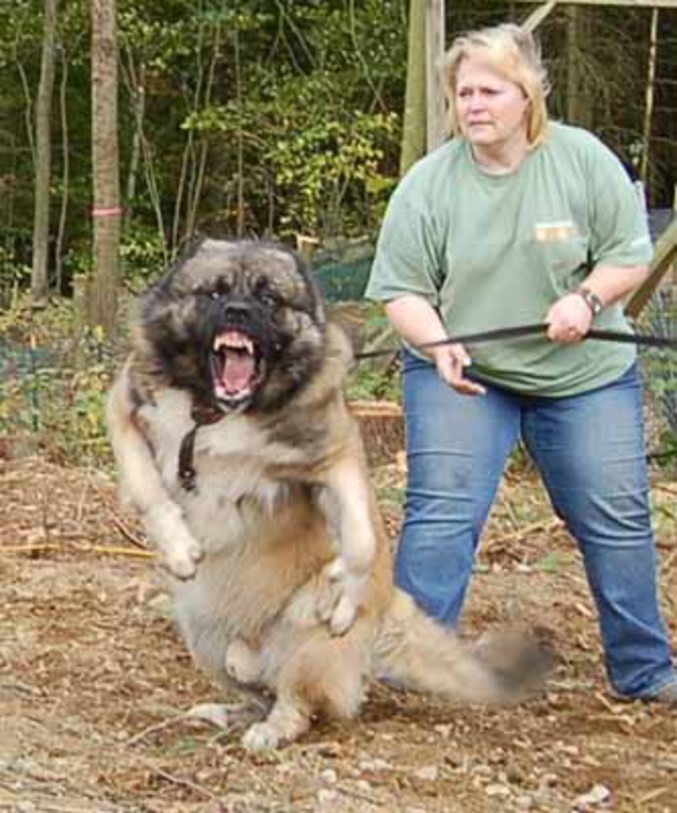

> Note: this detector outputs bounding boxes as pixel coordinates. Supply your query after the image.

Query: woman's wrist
[574,285,604,316]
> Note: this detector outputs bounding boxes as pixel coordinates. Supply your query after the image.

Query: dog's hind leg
[225,636,263,685]
[241,694,312,750]
[241,625,371,750]
[188,690,272,732]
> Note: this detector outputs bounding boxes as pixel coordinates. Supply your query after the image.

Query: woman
[366,23,676,703]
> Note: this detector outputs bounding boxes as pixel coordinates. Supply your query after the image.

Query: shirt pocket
[532,220,589,291]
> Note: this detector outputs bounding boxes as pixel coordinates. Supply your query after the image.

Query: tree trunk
[565,6,581,125]
[425,0,446,154]
[234,28,245,238]
[89,0,120,335]
[122,47,145,228]
[399,0,427,176]
[31,0,58,308]
[55,40,69,295]
[640,7,659,194]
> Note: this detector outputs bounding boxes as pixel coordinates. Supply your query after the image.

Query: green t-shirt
[365,122,653,396]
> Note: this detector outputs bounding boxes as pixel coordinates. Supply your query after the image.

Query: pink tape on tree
[91,205,124,218]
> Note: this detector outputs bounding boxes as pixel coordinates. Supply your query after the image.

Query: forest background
[0,0,676,465]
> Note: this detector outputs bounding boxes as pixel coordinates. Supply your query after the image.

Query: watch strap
[575,285,603,316]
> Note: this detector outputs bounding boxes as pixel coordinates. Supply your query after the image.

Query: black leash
[177,322,677,491]
[178,402,223,492]
[355,323,677,361]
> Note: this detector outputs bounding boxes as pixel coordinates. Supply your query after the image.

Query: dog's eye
[255,287,278,308]
[195,289,221,300]
[259,291,277,307]
[253,277,278,308]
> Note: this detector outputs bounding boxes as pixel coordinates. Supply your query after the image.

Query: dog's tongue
[222,348,255,393]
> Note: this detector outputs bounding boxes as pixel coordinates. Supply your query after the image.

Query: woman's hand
[384,295,486,395]
[545,293,593,343]
[431,343,486,396]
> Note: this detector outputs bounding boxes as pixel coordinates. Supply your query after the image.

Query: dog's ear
[146,237,210,295]
[150,238,242,299]
[133,270,202,377]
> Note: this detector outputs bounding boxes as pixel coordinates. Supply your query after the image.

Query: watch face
[589,292,603,314]
[578,287,602,315]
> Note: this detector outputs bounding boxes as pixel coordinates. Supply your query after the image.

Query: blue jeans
[396,352,675,698]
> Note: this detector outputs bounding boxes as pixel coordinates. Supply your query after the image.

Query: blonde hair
[443,23,551,147]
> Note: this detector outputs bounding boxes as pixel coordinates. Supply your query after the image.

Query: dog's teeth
[213,333,254,354]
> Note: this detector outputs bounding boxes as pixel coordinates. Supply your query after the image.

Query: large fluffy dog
[107,238,552,750]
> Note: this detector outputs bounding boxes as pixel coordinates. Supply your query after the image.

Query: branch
[14,59,36,169]
[348,0,387,113]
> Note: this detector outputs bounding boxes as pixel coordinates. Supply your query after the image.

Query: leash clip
[177,403,224,492]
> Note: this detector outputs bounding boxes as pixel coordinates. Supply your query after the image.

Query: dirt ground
[1,454,676,813]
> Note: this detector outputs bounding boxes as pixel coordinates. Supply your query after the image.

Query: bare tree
[426,0,446,153]
[120,45,168,266]
[399,0,427,175]
[120,44,145,228]
[171,15,222,256]
[89,0,121,334]
[640,6,659,190]
[54,36,72,295]
[31,0,59,308]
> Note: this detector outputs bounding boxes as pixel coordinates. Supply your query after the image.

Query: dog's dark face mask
[139,239,326,414]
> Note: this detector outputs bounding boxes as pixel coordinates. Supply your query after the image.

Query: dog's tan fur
[107,239,552,750]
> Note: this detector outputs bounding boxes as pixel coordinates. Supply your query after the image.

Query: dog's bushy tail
[374,589,554,704]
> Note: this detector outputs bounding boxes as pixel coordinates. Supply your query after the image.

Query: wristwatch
[575,285,604,316]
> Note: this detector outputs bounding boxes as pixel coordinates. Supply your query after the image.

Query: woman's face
[454,56,529,152]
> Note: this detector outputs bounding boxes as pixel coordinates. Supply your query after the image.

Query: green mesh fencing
[311,256,373,303]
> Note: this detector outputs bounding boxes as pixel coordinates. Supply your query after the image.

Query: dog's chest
[139,388,316,548]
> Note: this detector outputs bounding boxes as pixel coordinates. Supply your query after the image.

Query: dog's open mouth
[210,330,262,406]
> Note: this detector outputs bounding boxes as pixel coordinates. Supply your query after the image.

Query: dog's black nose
[222,301,253,321]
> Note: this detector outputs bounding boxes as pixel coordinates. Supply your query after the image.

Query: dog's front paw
[241,721,281,751]
[316,557,368,636]
[162,529,203,579]
[144,503,203,579]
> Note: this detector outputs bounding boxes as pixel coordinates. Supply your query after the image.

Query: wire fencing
[1,293,675,473]
[0,330,117,466]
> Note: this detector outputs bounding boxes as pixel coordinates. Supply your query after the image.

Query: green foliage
[346,366,400,404]
[269,110,399,237]
[344,301,401,403]
[1,0,409,293]
[640,296,677,468]
[0,233,31,307]
[0,293,115,467]
[188,94,399,237]
[173,0,406,240]
[3,0,677,303]
[120,221,168,288]
[377,484,406,508]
